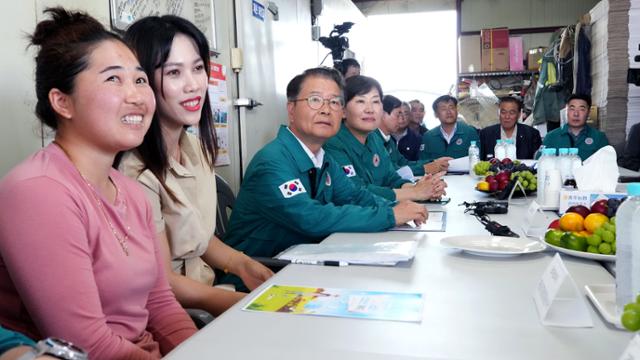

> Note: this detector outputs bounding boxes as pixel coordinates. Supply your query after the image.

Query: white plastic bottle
[468,140,480,174]
[494,140,506,161]
[569,148,582,172]
[616,183,640,310]
[505,139,517,160]
[536,148,557,205]
[557,148,572,184]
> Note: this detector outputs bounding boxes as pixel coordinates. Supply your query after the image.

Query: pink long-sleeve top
[0,144,197,359]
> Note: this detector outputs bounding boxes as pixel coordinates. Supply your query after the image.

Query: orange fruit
[583,213,609,233]
[559,212,584,232]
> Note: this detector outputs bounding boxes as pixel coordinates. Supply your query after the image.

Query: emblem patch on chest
[585,137,593,145]
[455,138,463,146]
[372,154,380,167]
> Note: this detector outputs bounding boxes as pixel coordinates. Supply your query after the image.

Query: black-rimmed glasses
[291,95,344,111]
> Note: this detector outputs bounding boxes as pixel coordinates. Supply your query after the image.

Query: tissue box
[559,189,627,214]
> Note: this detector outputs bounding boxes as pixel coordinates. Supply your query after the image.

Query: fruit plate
[475,181,536,200]
[584,284,623,329]
[441,236,546,257]
[543,240,616,262]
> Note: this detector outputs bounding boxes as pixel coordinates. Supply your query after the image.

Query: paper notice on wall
[209,61,230,166]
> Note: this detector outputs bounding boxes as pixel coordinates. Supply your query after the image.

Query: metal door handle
[234,98,263,110]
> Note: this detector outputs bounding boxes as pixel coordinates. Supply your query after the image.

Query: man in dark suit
[618,122,640,171]
[479,97,542,160]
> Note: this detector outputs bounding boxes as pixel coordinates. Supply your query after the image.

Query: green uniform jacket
[419,122,480,161]
[324,125,411,201]
[223,126,395,259]
[0,326,35,355]
[542,124,609,160]
[371,130,427,176]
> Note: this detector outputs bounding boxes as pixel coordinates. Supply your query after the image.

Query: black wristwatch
[16,337,88,360]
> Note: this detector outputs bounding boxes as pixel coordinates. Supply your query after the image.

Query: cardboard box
[527,47,546,71]
[481,28,509,49]
[458,35,481,73]
[481,28,510,71]
[509,37,524,71]
[558,189,627,214]
[482,48,509,71]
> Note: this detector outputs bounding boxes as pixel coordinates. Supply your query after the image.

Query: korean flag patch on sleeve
[342,164,357,177]
[279,178,307,198]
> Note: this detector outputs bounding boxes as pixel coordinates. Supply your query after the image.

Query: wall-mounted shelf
[458,70,538,78]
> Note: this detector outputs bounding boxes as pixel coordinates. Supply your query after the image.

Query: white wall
[0,1,113,178]
[0,1,41,177]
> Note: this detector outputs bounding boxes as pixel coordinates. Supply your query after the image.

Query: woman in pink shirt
[0,7,197,359]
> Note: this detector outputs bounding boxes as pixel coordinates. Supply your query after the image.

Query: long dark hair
[122,15,218,201]
[30,7,124,129]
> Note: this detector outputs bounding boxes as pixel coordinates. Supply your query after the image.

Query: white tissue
[573,146,619,192]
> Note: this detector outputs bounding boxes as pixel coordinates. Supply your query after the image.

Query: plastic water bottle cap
[558,148,568,155]
[546,148,557,155]
[569,148,579,155]
[470,141,476,146]
[496,140,502,144]
[627,183,640,196]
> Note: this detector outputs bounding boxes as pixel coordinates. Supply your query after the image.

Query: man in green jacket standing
[223,68,428,266]
[542,94,608,160]
[420,95,480,161]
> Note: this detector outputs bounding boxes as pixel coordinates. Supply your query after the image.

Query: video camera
[319,22,354,67]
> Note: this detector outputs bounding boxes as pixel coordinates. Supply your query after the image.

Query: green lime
[622,310,640,331]
[598,242,612,255]
[587,245,599,254]
[586,234,602,247]
[611,217,616,226]
[545,229,564,247]
[594,227,605,237]
[562,233,587,252]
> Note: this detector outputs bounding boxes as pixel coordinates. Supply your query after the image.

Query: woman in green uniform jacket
[324,76,446,202]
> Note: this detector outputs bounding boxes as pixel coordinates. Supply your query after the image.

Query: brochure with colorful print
[243,284,424,323]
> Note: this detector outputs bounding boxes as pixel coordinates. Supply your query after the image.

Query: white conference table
[165,174,634,360]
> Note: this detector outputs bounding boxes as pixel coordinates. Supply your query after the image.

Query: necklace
[53,141,130,256]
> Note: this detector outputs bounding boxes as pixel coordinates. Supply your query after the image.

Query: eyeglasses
[292,95,344,111]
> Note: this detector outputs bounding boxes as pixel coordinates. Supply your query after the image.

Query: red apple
[548,219,560,229]
[498,179,510,190]
[501,158,513,166]
[566,205,590,218]
[489,158,500,165]
[590,199,608,215]
[485,175,496,183]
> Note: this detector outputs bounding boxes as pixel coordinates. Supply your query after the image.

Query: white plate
[544,240,616,262]
[440,236,546,257]
[584,284,624,328]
